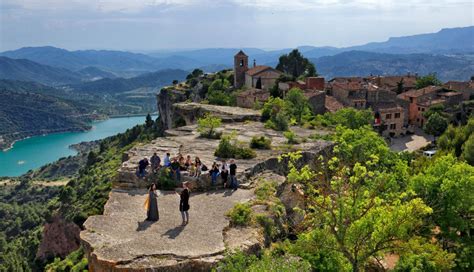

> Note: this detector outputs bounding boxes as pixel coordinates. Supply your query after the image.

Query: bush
[156,168,176,190]
[215,135,256,159]
[283,130,299,144]
[197,114,222,138]
[250,136,271,149]
[317,108,373,129]
[227,203,252,226]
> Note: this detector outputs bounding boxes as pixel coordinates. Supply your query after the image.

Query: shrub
[283,130,298,144]
[250,136,271,149]
[197,113,222,138]
[215,135,256,159]
[227,202,252,226]
[156,168,176,190]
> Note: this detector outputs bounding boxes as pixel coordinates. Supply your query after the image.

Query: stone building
[233,50,282,91]
[443,79,474,100]
[373,102,406,137]
[278,77,327,115]
[235,88,270,108]
[327,78,368,109]
[368,74,418,93]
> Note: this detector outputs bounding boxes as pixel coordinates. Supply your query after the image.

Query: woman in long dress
[146,183,159,221]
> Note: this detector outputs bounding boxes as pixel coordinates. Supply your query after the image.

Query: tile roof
[245,65,281,77]
[443,81,474,92]
[234,50,248,57]
[325,95,344,113]
[399,86,441,98]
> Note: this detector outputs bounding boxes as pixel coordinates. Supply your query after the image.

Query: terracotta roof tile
[246,65,281,77]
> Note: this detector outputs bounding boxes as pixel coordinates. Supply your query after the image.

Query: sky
[0,0,473,51]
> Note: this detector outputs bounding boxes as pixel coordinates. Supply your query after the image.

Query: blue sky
[0,0,473,51]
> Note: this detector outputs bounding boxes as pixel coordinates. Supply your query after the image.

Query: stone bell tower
[233,50,248,89]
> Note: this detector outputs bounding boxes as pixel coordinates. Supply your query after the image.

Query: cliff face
[36,216,81,261]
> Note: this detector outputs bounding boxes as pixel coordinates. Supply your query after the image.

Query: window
[421,108,425,112]
[418,107,421,111]
[390,124,396,129]
[386,113,392,119]
[410,98,413,103]
[240,60,244,67]
[395,113,400,118]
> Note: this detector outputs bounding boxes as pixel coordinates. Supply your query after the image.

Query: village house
[233,50,282,91]
[279,76,327,114]
[443,78,474,100]
[327,77,368,109]
[235,88,270,108]
[368,74,418,93]
[373,102,406,137]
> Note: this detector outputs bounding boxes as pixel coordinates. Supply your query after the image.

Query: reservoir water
[0,116,150,177]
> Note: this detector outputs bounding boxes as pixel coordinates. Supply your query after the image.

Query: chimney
[253,59,256,68]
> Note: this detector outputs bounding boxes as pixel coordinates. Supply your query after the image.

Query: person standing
[177,182,190,226]
[229,159,238,190]
[194,157,202,178]
[210,162,220,187]
[220,159,229,188]
[150,153,161,173]
[145,183,159,221]
[137,158,149,179]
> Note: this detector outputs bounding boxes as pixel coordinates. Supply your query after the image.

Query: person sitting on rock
[209,162,220,187]
[176,182,190,226]
[150,153,161,173]
[136,158,149,179]
[178,155,187,171]
[193,157,202,178]
[163,153,171,167]
[229,159,238,190]
[220,159,229,188]
[170,158,181,182]
[184,155,192,170]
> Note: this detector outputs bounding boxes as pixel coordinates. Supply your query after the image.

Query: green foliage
[145,113,154,128]
[394,238,455,272]
[197,113,222,138]
[262,89,311,129]
[424,112,448,137]
[155,168,176,190]
[186,68,204,80]
[317,108,373,129]
[226,203,252,226]
[409,154,474,268]
[437,118,474,161]
[276,49,317,78]
[214,135,256,159]
[285,88,312,124]
[462,134,474,165]
[44,247,88,272]
[250,136,271,149]
[215,250,311,272]
[283,130,298,144]
[415,73,442,89]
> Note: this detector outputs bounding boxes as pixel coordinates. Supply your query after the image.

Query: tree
[145,113,154,128]
[462,134,474,165]
[276,49,317,78]
[197,113,222,138]
[172,80,179,85]
[396,78,404,94]
[317,108,373,130]
[424,112,448,137]
[285,88,311,124]
[186,68,204,80]
[415,73,442,89]
[438,118,474,158]
[409,155,474,268]
[284,147,432,272]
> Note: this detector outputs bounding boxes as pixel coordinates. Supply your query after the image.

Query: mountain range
[1,26,472,81]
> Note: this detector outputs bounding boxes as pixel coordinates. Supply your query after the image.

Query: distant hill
[77,66,117,80]
[0,80,97,150]
[349,26,474,54]
[0,57,83,85]
[70,69,188,94]
[312,51,474,81]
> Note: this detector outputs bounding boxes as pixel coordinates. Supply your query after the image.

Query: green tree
[285,88,311,124]
[424,112,448,137]
[317,108,373,130]
[172,79,179,85]
[462,134,474,165]
[409,155,474,269]
[276,49,317,78]
[415,73,442,89]
[145,113,154,128]
[284,149,432,272]
[197,113,222,138]
[186,68,204,80]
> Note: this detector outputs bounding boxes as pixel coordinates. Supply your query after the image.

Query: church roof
[235,50,248,57]
[246,65,281,76]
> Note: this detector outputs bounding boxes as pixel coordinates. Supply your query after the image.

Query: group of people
[144,182,190,225]
[136,152,239,190]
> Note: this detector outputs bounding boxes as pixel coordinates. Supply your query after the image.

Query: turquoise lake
[0,116,151,177]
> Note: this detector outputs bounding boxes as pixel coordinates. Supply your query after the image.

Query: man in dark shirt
[150,153,161,173]
[229,159,237,190]
[137,158,149,179]
[170,158,181,182]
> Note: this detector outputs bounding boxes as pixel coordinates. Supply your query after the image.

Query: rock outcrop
[36,216,81,261]
[82,103,334,271]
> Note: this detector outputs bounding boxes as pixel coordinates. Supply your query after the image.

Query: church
[233,50,282,90]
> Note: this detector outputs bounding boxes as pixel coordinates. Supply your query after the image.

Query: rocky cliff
[81,107,334,271]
